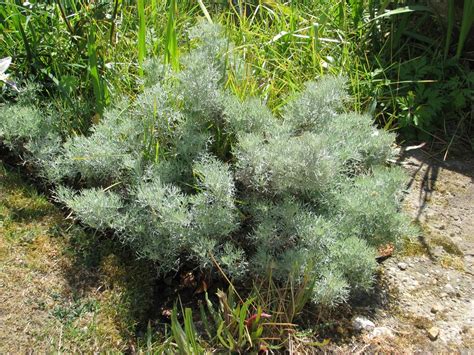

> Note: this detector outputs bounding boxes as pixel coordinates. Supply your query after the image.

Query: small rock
[431,304,443,314]
[369,326,394,339]
[444,283,456,296]
[352,316,375,332]
[397,262,408,270]
[432,246,445,259]
[427,326,440,341]
[462,326,474,337]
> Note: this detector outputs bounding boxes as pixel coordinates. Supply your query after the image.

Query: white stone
[431,304,443,314]
[352,316,375,332]
[428,326,440,341]
[397,262,408,270]
[444,283,456,296]
[369,326,394,339]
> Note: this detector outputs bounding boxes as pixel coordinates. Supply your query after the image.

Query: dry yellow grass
[0,163,155,352]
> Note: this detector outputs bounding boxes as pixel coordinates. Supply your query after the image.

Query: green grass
[1,1,472,144]
[455,0,474,59]
[138,0,146,76]
[164,0,179,71]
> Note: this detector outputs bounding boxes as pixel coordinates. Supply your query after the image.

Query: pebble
[369,326,394,339]
[352,316,375,332]
[427,326,440,341]
[397,262,408,271]
[444,283,456,296]
[431,304,443,314]
[432,246,445,258]
[463,327,474,337]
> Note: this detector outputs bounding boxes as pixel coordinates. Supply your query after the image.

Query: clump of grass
[2,1,472,142]
[439,255,465,271]
[400,236,431,257]
[430,235,464,257]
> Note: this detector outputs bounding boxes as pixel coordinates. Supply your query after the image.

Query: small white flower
[0,57,11,76]
[0,57,19,92]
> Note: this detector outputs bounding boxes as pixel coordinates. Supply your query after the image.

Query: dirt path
[347,149,474,353]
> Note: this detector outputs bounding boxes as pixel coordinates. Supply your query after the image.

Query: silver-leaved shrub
[0,23,414,307]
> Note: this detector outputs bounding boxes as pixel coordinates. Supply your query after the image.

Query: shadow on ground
[398,148,474,261]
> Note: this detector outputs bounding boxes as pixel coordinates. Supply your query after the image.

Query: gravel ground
[342,149,474,353]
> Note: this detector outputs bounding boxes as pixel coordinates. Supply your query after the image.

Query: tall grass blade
[10,4,33,69]
[109,0,122,45]
[183,308,201,352]
[138,0,146,76]
[444,0,455,60]
[455,0,474,59]
[56,0,75,37]
[198,0,213,24]
[164,0,179,71]
[368,5,432,23]
[87,28,104,117]
[170,307,188,354]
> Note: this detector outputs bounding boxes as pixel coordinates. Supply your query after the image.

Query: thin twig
[197,0,213,24]
[208,251,243,303]
[56,0,75,38]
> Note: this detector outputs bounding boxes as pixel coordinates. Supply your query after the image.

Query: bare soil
[342,149,474,353]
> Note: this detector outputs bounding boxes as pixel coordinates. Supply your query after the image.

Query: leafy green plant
[169,307,206,354]
[210,289,269,353]
[389,57,474,138]
[0,24,414,309]
[157,276,329,353]
[148,287,274,354]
